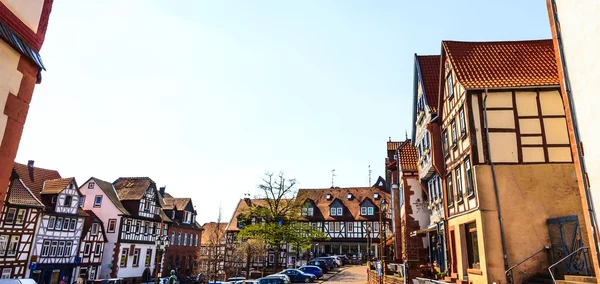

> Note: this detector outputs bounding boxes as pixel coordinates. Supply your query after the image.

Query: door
[547,215,589,277]
[450,229,457,273]
[51,270,60,284]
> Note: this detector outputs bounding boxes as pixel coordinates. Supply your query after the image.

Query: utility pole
[331,169,336,187]
[368,165,372,186]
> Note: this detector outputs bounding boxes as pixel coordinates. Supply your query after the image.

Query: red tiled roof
[225,199,273,232]
[417,55,441,113]
[113,177,153,200]
[201,222,228,245]
[296,187,390,221]
[88,177,130,215]
[387,141,403,151]
[443,39,560,89]
[42,178,75,194]
[6,179,44,208]
[398,140,418,172]
[13,162,61,200]
[163,198,191,211]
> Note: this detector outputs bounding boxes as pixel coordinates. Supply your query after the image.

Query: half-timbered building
[159,187,203,276]
[0,170,44,279]
[110,177,169,284]
[199,222,227,281]
[295,186,391,259]
[75,210,107,283]
[32,177,87,284]
[435,39,589,284]
[410,54,449,272]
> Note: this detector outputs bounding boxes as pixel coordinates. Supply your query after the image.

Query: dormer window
[301,203,314,216]
[326,194,332,200]
[330,207,343,216]
[347,193,353,200]
[361,206,374,216]
[374,193,380,200]
[91,223,99,235]
[64,196,73,207]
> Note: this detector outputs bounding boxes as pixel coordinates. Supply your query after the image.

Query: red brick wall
[163,226,202,276]
[0,56,39,213]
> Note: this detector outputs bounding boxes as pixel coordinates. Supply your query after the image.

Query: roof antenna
[405,130,408,140]
[331,169,336,188]
[368,165,372,186]
[389,136,391,142]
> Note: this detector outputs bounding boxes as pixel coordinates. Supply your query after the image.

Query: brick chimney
[27,160,34,181]
[159,186,166,197]
[244,197,251,206]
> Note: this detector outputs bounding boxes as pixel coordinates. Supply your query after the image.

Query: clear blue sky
[16,0,551,224]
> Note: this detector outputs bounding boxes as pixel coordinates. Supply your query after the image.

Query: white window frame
[360,207,367,216]
[330,207,336,216]
[84,243,91,256]
[63,218,70,231]
[41,240,51,256]
[94,196,103,207]
[0,235,8,257]
[80,196,86,207]
[1,268,11,279]
[65,241,72,256]
[132,249,140,267]
[15,209,26,225]
[89,266,97,280]
[48,216,56,229]
[368,207,374,215]
[64,195,73,207]
[57,241,65,256]
[5,208,16,224]
[91,223,99,236]
[50,241,58,256]
[55,217,63,230]
[95,243,101,255]
[336,207,342,215]
[70,218,77,231]
[7,236,19,256]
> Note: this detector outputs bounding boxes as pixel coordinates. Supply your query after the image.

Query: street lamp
[155,235,170,284]
[379,199,388,280]
[366,224,372,263]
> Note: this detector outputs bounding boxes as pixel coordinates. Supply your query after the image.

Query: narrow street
[322,266,367,284]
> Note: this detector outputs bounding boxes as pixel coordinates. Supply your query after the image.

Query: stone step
[564,276,598,283]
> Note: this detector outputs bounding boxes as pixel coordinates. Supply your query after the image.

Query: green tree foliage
[237,172,328,271]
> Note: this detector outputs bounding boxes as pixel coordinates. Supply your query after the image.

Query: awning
[410,227,436,237]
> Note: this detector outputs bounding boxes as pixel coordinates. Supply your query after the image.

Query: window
[120,248,129,267]
[1,268,11,279]
[108,219,117,233]
[171,232,175,245]
[135,221,141,233]
[50,241,58,256]
[447,174,454,207]
[80,196,86,207]
[95,243,101,255]
[301,206,314,216]
[466,222,480,269]
[48,216,56,229]
[89,266,97,280]
[451,120,457,146]
[140,222,145,234]
[443,131,449,157]
[330,208,336,216]
[84,243,91,256]
[337,207,342,216]
[91,223,99,235]
[55,217,63,230]
[368,207,374,215]
[456,167,463,203]
[144,222,149,235]
[184,233,188,246]
[57,241,65,256]
[65,241,72,256]
[145,249,152,267]
[373,222,379,232]
[94,196,103,207]
[5,208,16,224]
[360,207,367,215]
[63,218,70,230]
[347,222,354,231]
[70,218,77,231]
[41,240,51,256]
[459,108,466,137]
[465,157,474,197]
[64,195,73,207]
[124,220,130,232]
[15,209,26,225]
[447,73,454,98]
[0,236,7,256]
[132,249,141,267]
[88,182,95,189]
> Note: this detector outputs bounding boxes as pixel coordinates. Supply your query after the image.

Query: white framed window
[65,241,72,256]
[80,196,86,207]
[55,217,63,230]
[368,207,374,215]
[347,222,354,231]
[15,209,26,225]
[94,196,103,207]
[0,235,8,257]
[336,207,342,215]
[70,218,77,231]
[108,219,117,233]
[5,208,16,224]
[50,241,58,256]
[48,216,56,229]
[1,268,11,279]
[64,195,73,207]
[63,218,70,231]
[41,240,51,256]
[84,243,91,256]
[95,243,102,255]
[7,236,19,256]
[89,266,97,280]
[330,207,336,216]
[140,222,145,234]
[88,182,95,189]
[57,241,65,256]
[360,207,367,216]
[132,249,140,267]
[91,223,99,235]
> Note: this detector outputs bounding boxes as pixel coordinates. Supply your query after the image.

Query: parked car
[315,257,335,269]
[330,256,343,266]
[258,277,289,284]
[337,255,349,265]
[298,265,324,279]
[235,281,259,284]
[278,269,315,283]
[227,278,246,282]
[306,260,329,273]
[0,279,37,284]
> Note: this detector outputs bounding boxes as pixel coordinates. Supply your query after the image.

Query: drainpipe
[550,0,600,272]
[482,89,510,282]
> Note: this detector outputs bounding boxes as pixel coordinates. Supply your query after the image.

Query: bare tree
[206,206,225,282]
[235,238,267,278]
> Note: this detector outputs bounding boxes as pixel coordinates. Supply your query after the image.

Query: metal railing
[548,247,589,284]
[505,246,550,284]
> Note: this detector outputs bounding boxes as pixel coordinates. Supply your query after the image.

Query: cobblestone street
[322,266,367,284]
